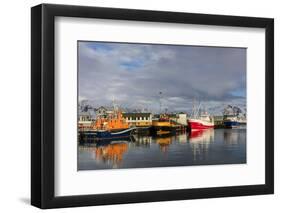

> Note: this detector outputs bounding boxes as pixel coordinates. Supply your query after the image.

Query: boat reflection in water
[133,135,152,147]
[92,137,135,169]
[78,128,246,170]
[94,142,128,168]
[188,129,214,161]
[224,130,239,145]
[155,136,172,153]
[223,127,247,147]
[176,132,188,144]
[155,131,188,153]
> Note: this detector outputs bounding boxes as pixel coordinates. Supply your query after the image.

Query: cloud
[78,41,246,114]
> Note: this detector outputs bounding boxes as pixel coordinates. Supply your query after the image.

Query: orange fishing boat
[92,109,136,139]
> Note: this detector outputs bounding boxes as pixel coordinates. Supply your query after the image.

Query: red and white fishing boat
[188,115,214,129]
[188,102,214,130]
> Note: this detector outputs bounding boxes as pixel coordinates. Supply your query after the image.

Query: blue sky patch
[230,89,246,98]
[119,58,144,71]
[86,42,113,53]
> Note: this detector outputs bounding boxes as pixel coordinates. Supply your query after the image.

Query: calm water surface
[78,128,246,170]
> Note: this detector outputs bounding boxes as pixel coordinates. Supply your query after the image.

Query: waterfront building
[213,115,224,126]
[78,111,93,130]
[123,112,152,127]
[169,113,187,126]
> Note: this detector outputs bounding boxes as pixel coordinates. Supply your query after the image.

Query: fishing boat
[224,115,239,128]
[150,115,177,136]
[188,115,214,130]
[188,102,214,130]
[150,91,179,135]
[223,105,244,128]
[93,108,136,140]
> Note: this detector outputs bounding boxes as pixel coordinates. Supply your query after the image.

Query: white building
[170,113,187,126]
[78,111,93,130]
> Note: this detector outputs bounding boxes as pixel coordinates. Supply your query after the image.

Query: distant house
[123,113,152,127]
[94,106,108,118]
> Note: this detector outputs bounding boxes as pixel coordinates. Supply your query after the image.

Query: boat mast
[159,91,162,114]
[195,102,201,118]
[112,97,117,111]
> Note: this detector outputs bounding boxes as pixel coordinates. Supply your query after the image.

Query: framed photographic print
[31,4,274,209]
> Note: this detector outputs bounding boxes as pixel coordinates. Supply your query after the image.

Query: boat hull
[188,119,214,130]
[95,127,136,139]
[224,121,239,128]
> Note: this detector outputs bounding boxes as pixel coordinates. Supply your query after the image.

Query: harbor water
[78,127,246,170]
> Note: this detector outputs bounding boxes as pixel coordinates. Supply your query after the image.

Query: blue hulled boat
[224,120,239,128]
[223,105,245,128]
[95,127,136,140]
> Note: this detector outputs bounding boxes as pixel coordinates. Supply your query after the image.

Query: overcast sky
[78,41,246,115]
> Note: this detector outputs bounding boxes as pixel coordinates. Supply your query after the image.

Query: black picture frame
[31,3,274,209]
